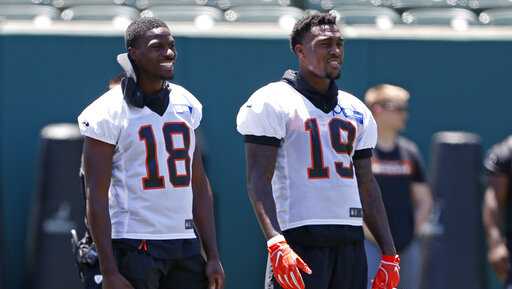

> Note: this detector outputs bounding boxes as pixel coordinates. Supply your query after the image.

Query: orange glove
[371,255,400,289]
[267,235,312,289]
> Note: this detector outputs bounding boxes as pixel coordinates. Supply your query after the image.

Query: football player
[483,136,512,287]
[237,13,399,289]
[78,17,224,289]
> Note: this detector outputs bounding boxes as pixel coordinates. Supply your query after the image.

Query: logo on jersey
[338,107,364,124]
[174,104,192,114]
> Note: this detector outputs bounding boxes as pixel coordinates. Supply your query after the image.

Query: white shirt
[237,81,377,230]
[78,83,202,240]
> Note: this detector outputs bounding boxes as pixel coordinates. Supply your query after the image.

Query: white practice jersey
[78,83,202,240]
[237,81,377,230]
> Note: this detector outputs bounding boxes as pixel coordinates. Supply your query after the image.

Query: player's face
[131,27,176,81]
[298,24,344,80]
[375,101,409,131]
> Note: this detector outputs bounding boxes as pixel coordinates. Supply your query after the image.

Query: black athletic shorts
[265,225,367,289]
[113,241,208,289]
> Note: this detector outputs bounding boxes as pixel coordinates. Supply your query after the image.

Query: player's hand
[102,272,134,289]
[371,255,400,289]
[267,235,312,289]
[206,258,225,289]
[488,242,509,281]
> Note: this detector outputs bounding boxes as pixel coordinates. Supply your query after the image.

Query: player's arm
[191,142,224,289]
[245,142,281,239]
[245,142,311,289]
[355,156,399,289]
[483,173,509,281]
[411,182,433,235]
[355,156,396,255]
[82,137,133,289]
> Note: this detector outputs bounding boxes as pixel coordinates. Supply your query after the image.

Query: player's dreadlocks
[290,12,338,54]
[125,17,168,49]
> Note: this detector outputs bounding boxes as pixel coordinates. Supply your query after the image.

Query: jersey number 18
[139,122,191,190]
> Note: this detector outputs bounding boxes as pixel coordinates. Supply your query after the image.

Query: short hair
[364,84,410,107]
[125,17,168,49]
[290,12,338,54]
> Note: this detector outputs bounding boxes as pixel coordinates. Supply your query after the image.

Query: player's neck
[299,70,330,94]
[138,76,164,95]
[377,128,398,151]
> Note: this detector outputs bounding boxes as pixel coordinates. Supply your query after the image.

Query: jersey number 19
[305,118,355,180]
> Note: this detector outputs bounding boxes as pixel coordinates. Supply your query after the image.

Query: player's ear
[294,44,305,61]
[128,47,138,64]
[128,47,135,59]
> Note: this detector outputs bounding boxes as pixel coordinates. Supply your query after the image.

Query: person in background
[363,84,433,289]
[483,135,512,288]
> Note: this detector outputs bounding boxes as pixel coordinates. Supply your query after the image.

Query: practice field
[1,21,511,289]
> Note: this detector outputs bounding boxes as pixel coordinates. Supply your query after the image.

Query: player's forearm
[247,170,281,240]
[82,138,117,276]
[193,186,220,260]
[355,158,396,255]
[248,182,281,240]
[483,189,506,248]
[484,175,510,249]
[411,183,433,234]
[86,197,119,276]
[362,183,396,255]
[245,143,281,240]
[414,199,432,234]
[484,213,505,250]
